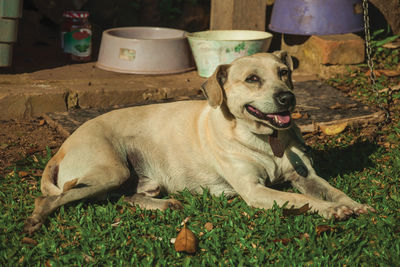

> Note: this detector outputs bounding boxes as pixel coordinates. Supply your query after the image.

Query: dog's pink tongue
[247,105,263,116]
[268,114,291,124]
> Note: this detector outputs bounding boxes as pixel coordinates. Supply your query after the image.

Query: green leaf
[372,35,399,47]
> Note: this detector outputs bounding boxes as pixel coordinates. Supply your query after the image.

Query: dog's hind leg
[24,165,130,235]
[124,193,183,211]
[120,175,183,210]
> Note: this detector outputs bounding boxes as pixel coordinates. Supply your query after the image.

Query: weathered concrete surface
[44,80,385,137]
[0,62,206,120]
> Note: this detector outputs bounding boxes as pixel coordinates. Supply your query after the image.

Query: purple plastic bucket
[269,0,364,35]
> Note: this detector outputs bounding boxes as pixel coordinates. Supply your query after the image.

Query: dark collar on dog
[269,130,285,158]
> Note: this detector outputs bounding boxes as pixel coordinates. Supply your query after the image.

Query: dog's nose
[274,91,295,109]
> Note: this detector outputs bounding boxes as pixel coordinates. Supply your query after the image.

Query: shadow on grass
[310,141,379,179]
[270,141,379,192]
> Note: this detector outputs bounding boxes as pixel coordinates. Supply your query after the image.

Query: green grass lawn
[2,136,399,266]
[1,36,400,266]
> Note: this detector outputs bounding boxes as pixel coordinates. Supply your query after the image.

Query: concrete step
[0,62,206,120]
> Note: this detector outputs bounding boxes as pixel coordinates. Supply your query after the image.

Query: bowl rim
[103,26,188,41]
[96,61,195,74]
[185,30,273,41]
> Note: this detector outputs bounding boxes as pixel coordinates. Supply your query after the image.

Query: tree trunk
[369,0,400,35]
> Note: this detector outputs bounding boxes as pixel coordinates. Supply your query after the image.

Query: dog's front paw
[320,204,354,220]
[23,216,43,235]
[352,204,376,215]
[163,199,184,210]
[336,198,376,216]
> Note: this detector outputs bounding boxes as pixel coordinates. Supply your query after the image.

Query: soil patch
[0,119,65,177]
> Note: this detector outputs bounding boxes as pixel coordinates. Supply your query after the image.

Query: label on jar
[63,28,91,57]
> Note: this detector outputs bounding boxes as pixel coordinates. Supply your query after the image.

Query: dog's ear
[273,50,293,71]
[273,50,294,89]
[201,64,229,108]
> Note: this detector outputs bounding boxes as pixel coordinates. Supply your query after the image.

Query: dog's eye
[245,74,260,83]
[279,69,289,77]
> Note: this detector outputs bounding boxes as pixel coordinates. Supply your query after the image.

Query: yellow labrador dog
[24,52,374,234]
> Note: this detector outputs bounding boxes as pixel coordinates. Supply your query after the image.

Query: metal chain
[362,0,390,121]
[362,0,377,86]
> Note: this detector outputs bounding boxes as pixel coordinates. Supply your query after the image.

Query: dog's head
[201,51,295,135]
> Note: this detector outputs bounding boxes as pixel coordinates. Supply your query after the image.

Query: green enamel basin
[186,30,273,77]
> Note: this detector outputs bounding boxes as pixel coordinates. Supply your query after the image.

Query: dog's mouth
[245,104,291,129]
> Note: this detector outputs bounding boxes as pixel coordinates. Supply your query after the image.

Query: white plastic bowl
[96,27,195,74]
[186,30,273,77]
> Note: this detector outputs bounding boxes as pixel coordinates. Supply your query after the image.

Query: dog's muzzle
[274,91,296,110]
[245,105,292,128]
[245,91,296,129]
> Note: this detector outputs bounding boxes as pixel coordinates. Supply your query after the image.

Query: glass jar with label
[61,11,92,62]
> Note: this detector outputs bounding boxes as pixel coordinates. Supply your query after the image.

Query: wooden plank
[233,0,268,30]
[298,110,385,133]
[210,0,234,30]
[210,0,267,30]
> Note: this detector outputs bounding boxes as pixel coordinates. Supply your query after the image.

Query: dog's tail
[40,150,64,196]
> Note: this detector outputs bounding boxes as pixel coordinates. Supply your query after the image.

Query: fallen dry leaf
[320,122,348,136]
[18,171,30,178]
[111,217,122,227]
[283,203,310,216]
[329,103,357,110]
[291,112,302,119]
[241,211,250,219]
[365,69,381,77]
[316,225,334,237]
[299,233,310,240]
[382,39,400,49]
[329,102,344,110]
[227,197,237,204]
[45,260,52,267]
[273,237,291,246]
[33,169,43,176]
[83,253,95,263]
[22,237,38,245]
[378,84,400,93]
[174,224,197,254]
[32,155,39,163]
[273,232,310,246]
[366,69,400,77]
[204,222,213,231]
[39,119,46,126]
[379,69,400,77]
